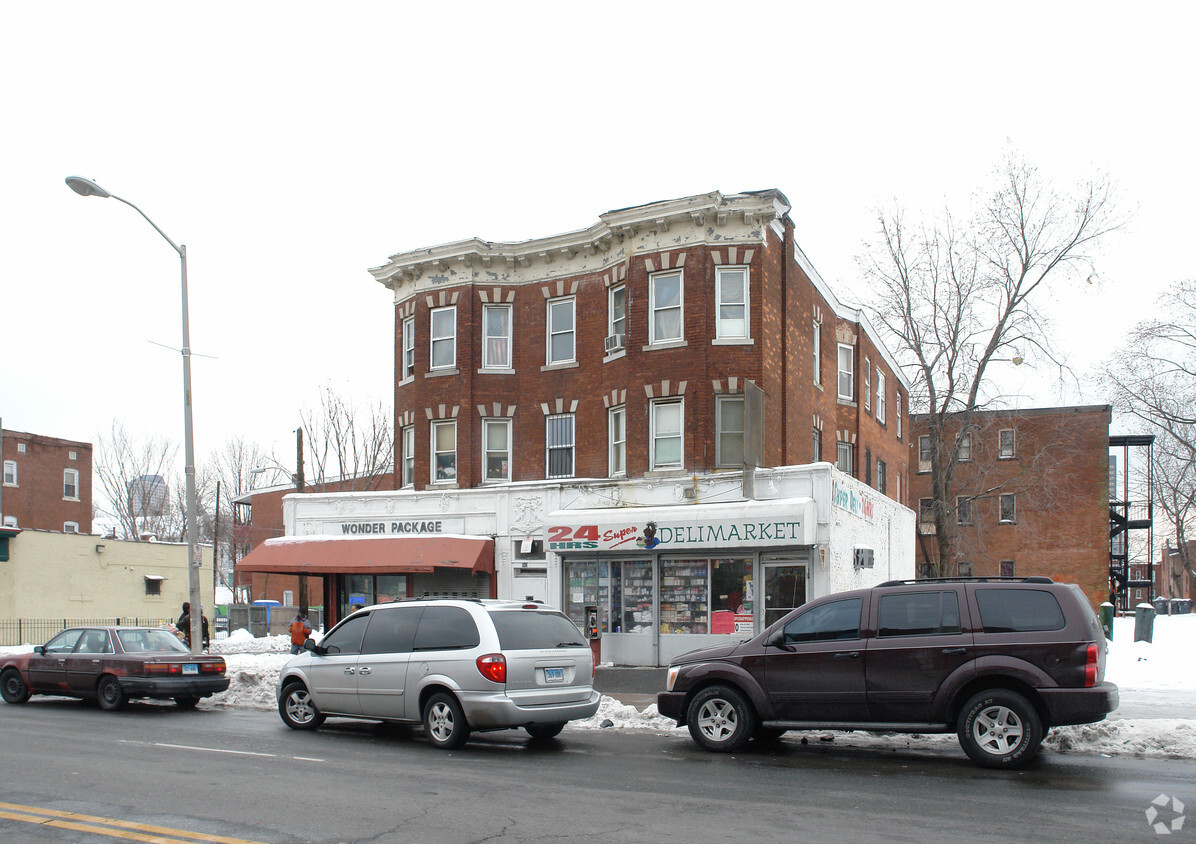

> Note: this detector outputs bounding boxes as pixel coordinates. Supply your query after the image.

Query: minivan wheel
[957,689,1043,769]
[526,722,566,739]
[1,669,30,704]
[687,685,755,753]
[279,682,325,730]
[423,692,471,749]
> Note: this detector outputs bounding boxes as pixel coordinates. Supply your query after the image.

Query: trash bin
[1099,602,1114,640]
[1134,603,1155,643]
[1174,599,1193,615]
[1153,597,1170,616]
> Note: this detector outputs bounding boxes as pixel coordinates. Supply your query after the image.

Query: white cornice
[370,190,791,298]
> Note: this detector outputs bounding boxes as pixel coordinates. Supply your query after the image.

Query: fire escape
[1109,434,1154,612]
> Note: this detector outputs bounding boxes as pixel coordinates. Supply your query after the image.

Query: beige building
[0,529,214,622]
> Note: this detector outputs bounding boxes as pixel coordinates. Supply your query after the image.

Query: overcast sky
[3,2,1192,469]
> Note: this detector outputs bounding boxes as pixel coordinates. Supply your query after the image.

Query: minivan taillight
[1084,643,1098,687]
[476,653,506,684]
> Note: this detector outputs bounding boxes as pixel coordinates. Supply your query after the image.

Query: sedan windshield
[118,629,190,653]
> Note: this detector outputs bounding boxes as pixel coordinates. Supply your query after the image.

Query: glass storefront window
[564,559,598,629]
[341,574,408,618]
[711,558,753,635]
[617,560,652,633]
[660,559,708,634]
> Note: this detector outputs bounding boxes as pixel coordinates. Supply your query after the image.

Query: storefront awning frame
[235,534,494,576]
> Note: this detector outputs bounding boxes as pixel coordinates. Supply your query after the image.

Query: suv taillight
[1084,643,1098,687]
[476,653,506,684]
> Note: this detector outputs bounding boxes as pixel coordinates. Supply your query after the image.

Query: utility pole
[295,427,307,612]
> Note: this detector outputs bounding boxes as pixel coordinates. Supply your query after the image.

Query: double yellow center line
[0,801,268,844]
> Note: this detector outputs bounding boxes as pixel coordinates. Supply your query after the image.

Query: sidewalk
[595,666,666,711]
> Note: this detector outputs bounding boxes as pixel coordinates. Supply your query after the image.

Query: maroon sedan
[0,626,229,711]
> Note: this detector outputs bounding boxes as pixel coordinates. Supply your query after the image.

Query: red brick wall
[1,429,92,534]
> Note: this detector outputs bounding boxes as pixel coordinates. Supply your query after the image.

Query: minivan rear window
[413,606,481,651]
[488,610,587,650]
[975,589,1065,633]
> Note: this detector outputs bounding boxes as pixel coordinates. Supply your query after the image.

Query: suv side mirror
[764,629,788,649]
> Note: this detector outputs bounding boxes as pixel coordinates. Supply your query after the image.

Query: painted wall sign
[831,481,874,521]
[338,520,445,535]
[546,516,810,552]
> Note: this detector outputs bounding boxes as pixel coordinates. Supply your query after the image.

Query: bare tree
[93,421,179,541]
[299,385,394,491]
[861,153,1123,575]
[205,436,273,590]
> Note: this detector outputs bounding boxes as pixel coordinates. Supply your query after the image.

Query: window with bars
[877,459,887,494]
[546,414,575,479]
[812,428,822,463]
[836,441,854,476]
[999,560,1015,577]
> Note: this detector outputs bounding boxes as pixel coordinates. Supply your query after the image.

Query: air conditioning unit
[604,333,626,354]
[918,523,935,535]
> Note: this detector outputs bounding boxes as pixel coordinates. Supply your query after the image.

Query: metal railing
[0,618,175,647]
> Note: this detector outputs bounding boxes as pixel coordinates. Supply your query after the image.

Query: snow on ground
[3,614,1193,759]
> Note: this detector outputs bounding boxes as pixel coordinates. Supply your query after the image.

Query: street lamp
[65,176,204,653]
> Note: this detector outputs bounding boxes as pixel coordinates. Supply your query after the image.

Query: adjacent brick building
[909,406,1112,607]
[1,427,92,535]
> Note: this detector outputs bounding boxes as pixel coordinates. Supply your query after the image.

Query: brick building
[909,405,1112,607]
[1,426,92,535]
[237,190,916,663]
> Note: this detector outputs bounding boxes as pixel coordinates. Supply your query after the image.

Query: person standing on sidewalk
[289,609,313,655]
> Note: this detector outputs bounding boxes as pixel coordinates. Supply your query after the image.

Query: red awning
[235,535,494,576]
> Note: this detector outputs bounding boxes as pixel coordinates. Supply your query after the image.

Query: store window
[344,574,408,615]
[432,420,456,482]
[660,559,709,634]
[483,304,512,369]
[564,559,653,635]
[483,419,511,482]
[711,558,753,634]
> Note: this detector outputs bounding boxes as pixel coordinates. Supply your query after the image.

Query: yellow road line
[0,802,269,844]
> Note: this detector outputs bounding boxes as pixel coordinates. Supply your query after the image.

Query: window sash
[430,307,456,370]
[876,371,886,423]
[999,494,1016,523]
[715,267,748,339]
[836,441,854,475]
[63,469,79,499]
[547,298,576,364]
[877,459,887,494]
[546,414,575,478]
[402,317,415,380]
[896,391,902,438]
[813,321,821,384]
[956,496,972,525]
[864,358,871,411]
[483,419,511,481]
[957,432,973,461]
[812,429,822,462]
[650,271,683,344]
[716,396,745,467]
[609,286,626,339]
[837,344,853,400]
[2,460,14,485]
[402,426,414,487]
[918,435,932,472]
[999,429,1016,458]
[432,421,456,482]
[482,305,512,369]
[609,406,626,476]
[651,400,683,469]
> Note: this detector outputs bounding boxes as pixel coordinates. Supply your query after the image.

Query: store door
[762,562,807,628]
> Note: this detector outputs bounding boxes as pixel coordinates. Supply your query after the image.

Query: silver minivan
[277,599,600,748]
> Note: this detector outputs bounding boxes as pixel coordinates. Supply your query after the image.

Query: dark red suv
[657,577,1118,768]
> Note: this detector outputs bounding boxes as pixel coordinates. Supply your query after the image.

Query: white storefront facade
[278,462,913,666]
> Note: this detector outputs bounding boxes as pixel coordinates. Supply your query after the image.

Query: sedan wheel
[97,675,127,711]
[279,683,325,730]
[0,669,30,704]
[687,685,755,753]
[423,692,470,749]
[957,689,1043,769]
[174,696,200,710]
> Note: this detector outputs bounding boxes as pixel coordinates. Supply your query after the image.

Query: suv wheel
[279,682,326,730]
[423,692,471,749]
[687,685,755,753]
[957,689,1043,769]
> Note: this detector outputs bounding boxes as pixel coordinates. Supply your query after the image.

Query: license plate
[182,664,199,675]
[544,667,565,684]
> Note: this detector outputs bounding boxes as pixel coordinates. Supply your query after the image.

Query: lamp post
[65,176,204,653]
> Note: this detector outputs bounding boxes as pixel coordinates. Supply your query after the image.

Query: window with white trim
[716,395,745,468]
[609,406,626,476]
[837,344,854,401]
[999,429,1016,459]
[836,441,854,476]
[813,321,821,385]
[864,357,871,412]
[547,297,576,365]
[16,443,25,453]
[69,451,77,461]
[401,316,415,381]
[430,307,456,370]
[999,494,1016,524]
[401,426,414,487]
[63,468,79,500]
[957,432,973,462]
[546,414,575,479]
[876,370,886,423]
[649,270,683,344]
[64,522,79,533]
[431,420,456,482]
[650,399,683,470]
[144,575,163,596]
[896,390,903,438]
[715,266,749,339]
[918,498,935,534]
[483,419,511,482]
[483,304,512,369]
[2,460,14,486]
[608,286,626,347]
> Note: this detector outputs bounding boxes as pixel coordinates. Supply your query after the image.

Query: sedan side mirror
[34,645,46,656]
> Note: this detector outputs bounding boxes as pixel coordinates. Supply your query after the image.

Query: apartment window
[876,371,886,423]
[918,436,932,473]
[650,399,683,470]
[650,270,683,344]
[64,468,80,500]
[956,496,972,525]
[608,285,626,348]
[483,419,512,482]
[864,358,871,412]
[401,426,415,487]
[896,471,902,502]
[144,576,163,596]
[999,560,1016,578]
[283,590,294,605]
[716,396,745,468]
[64,522,79,533]
[958,561,974,577]
[430,307,456,370]
[813,321,821,385]
[547,297,576,365]
[812,428,822,462]
[431,421,456,482]
[957,432,973,462]
[999,494,1016,524]
[69,451,77,461]
[2,460,14,486]
[480,305,511,370]
[877,459,887,494]
[401,316,415,381]
[837,344,854,401]
[609,406,626,477]
[836,441,854,476]
[17,443,25,453]
[999,429,1016,459]
[918,498,935,534]
[896,390,903,438]
[715,266,749,339]
[546,414,575,479]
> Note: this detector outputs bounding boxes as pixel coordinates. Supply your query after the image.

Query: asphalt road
[0,698,1191,843]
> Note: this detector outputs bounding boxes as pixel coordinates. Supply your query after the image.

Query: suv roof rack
[877,576,1055,587]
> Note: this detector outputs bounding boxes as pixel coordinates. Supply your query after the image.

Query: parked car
[657,577,1118,768]
[0,626,229,711]
[277,599,600,748]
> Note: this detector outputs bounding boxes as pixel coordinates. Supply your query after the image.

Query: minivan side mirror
[304,638,318,653]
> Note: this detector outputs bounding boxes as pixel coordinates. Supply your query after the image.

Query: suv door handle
[834,651,860,660]
[942,647,967,655]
